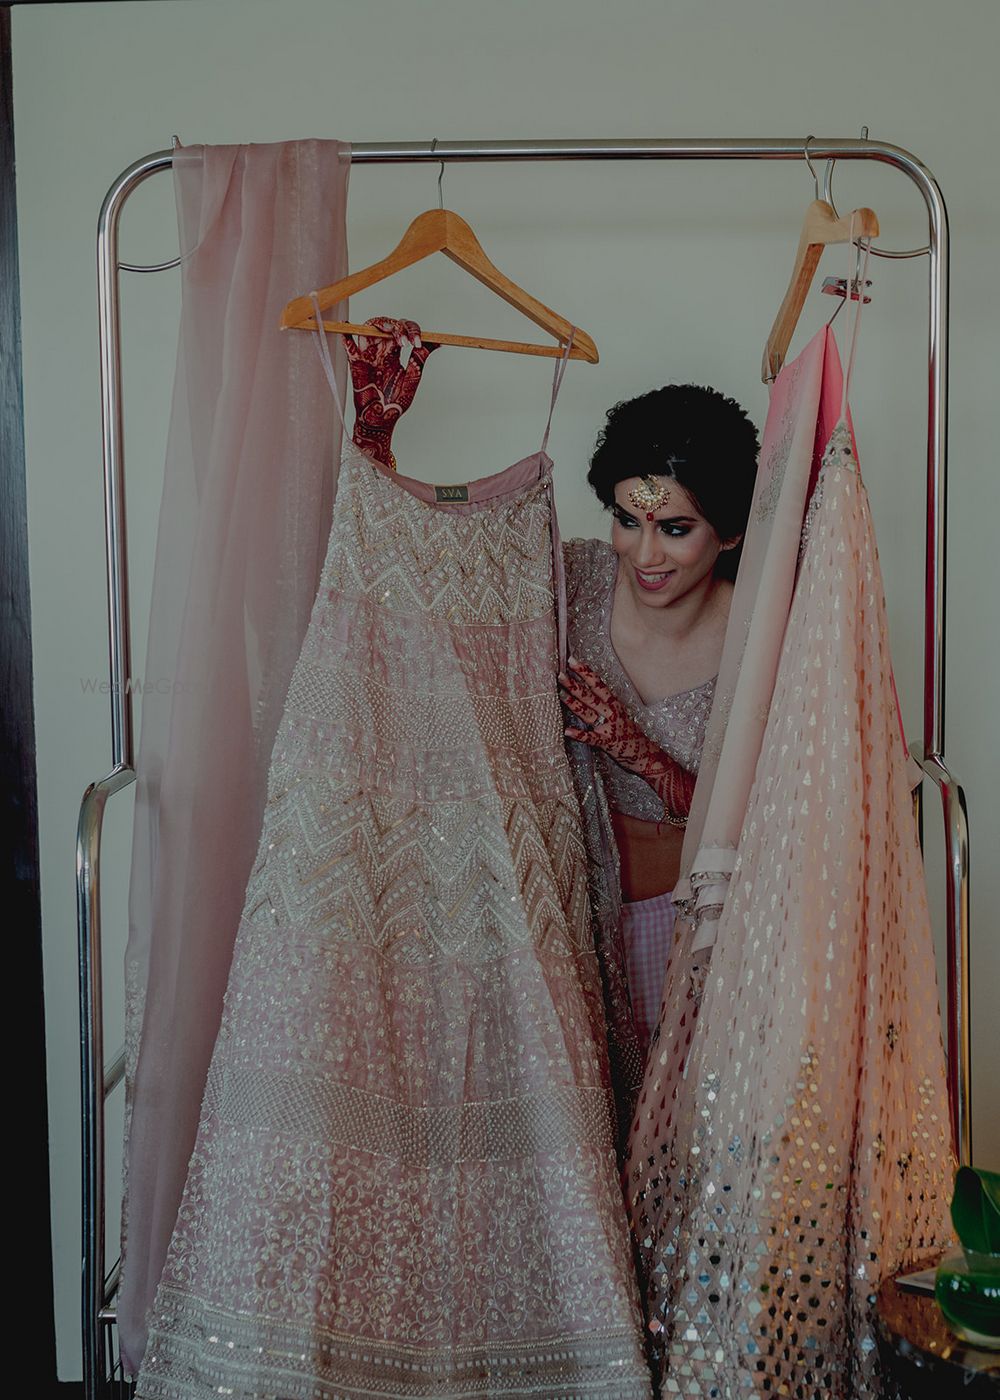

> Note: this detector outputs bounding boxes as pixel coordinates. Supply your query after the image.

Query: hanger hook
[825,123,927,259]
[803,135,820,201]
[822,155,836,207]
[429,137,445,210]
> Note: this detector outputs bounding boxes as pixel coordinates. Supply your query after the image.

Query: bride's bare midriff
[611,808,685,903]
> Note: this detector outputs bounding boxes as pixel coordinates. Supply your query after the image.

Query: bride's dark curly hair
[587,384,760,581]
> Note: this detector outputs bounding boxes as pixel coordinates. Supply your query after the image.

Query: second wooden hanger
[763,198,880,382]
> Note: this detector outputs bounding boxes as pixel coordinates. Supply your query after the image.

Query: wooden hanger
[762,198,880,382]
[281,207,598,363]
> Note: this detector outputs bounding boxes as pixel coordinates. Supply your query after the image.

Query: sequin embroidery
[134,443,652,1400]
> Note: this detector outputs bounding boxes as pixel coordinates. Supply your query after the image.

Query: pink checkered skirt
[620,889,676,1060]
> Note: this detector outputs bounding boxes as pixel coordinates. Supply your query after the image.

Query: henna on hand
[559,656,696,823]
[344,317,437,469]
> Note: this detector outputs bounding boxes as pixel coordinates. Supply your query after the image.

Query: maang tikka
[628,475,672,520]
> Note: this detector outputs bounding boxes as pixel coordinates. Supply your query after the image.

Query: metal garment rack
[77,137,970,1400]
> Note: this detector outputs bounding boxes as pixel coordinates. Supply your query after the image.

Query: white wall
[13,0,999,1378]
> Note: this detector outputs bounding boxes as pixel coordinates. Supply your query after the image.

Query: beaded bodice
[563,537,714,822]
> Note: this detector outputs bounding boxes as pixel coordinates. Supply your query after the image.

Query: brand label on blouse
[434,484,470,502]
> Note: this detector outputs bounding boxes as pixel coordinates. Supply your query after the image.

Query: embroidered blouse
[563,537,714,823]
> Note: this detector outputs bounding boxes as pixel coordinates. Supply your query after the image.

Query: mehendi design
[345,317,438,469]
[560,657,696,824]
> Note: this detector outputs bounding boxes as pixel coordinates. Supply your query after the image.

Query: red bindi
[646,511,655,521]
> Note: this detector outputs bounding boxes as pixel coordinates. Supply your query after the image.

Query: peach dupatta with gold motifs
[625,324,954,1397]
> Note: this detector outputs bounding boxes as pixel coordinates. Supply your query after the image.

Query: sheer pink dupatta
[118,139,350,1375]
[673,327,837,949]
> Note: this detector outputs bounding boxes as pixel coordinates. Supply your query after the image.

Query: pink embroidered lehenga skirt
[134,441,650,1399]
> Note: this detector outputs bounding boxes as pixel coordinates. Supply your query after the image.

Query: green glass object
[935,1167,1000,1349]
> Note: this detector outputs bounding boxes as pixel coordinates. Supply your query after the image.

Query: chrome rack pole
[79,148,171,1400]
[80,133,969,1400]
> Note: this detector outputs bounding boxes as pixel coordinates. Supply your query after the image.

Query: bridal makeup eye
[612,505,694,537]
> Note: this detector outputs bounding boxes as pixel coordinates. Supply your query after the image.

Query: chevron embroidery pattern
[134,440,651,1400]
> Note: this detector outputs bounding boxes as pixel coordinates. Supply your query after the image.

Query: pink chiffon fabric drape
[671,327,842,950]
[118,139,350,1376]
[626,324,955,1396]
